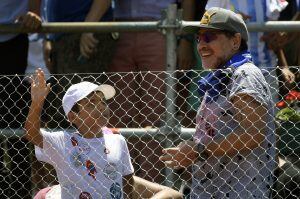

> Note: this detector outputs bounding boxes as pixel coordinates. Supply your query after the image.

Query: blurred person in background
[0,0,41,198]
[264,0,300,99]
[108,0,196,184]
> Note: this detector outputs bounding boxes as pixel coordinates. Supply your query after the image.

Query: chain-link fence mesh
[0,67,299,198]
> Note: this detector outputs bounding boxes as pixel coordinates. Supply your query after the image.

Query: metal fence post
[161,3,180,187]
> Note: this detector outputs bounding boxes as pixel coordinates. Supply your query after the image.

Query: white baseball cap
[62,81,116,116]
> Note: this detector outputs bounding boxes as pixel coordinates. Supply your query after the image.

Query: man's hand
[281,67,295,84]
[260,32,290,52]
[30,68,51,104]
[80,33,99,58]
[160,141,198,169]
[16,11,41,30]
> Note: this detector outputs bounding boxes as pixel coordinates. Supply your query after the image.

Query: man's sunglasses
[196,31,222,43]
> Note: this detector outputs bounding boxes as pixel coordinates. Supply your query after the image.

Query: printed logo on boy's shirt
[71,136,78,146]
[70,150,84,167]
[86,160,97,180]
[103,163,118,180]
[79,191,92,199]
[78,142,91,154]
[110,183,122,199]
[71,136,91,154]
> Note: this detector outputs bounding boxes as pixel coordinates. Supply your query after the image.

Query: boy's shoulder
[40,129,66,137]
[104,133,125,142]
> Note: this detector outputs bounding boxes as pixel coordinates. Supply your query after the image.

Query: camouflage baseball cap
[183,7,249,41]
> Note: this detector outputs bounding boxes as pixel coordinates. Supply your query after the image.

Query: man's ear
[233,33,242,50]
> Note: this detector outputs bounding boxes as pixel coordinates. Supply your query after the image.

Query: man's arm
[123,174,134,199]
[205,94,267,156]
[161,94,268,168]
[85,0,111,22]
[80,0,112,58]
[24,69,51,148]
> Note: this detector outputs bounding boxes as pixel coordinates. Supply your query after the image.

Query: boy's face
[72,91,110,130]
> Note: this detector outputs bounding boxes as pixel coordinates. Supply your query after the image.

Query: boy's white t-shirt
[35,129,134,199]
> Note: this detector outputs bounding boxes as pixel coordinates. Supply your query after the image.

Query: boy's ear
[68,111,77,124]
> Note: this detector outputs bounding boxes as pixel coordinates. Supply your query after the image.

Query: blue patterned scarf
[198,50,253,103]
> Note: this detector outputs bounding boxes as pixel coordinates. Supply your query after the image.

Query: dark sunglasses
[196,31,221,43]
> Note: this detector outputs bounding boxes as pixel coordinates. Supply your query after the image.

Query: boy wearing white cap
[24,69,134,199]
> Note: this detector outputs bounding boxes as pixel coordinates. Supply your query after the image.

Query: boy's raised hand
[30,68,51,103]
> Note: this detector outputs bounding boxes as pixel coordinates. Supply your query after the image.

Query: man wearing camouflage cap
[161,7,276,198]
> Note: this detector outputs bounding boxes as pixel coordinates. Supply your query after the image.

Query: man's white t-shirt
[35,130,134,199]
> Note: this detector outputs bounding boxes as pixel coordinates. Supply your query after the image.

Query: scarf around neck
[197,50,253,103]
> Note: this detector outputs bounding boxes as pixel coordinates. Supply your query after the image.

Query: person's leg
[108,32,139,127]
[135,31,166,127]
[8,138,31,199]
[127,137,165,184]
[0,34,31,199]
[129,32,166,183]
[0,34,29,127]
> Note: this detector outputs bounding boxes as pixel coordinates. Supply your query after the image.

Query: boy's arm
[132,176,183,199]
[24,69,51,148]
[80,0,112,58]
[123,174,134,199]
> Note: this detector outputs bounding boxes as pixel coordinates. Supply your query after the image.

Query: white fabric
[25,34,50,82]
[266,0,288,20]
[45,185,61,199]
[62,82,116,115]
[35,130,134,199]
[192,63,276,198]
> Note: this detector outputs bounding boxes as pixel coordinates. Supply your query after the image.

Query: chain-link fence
[0,68,299,198]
